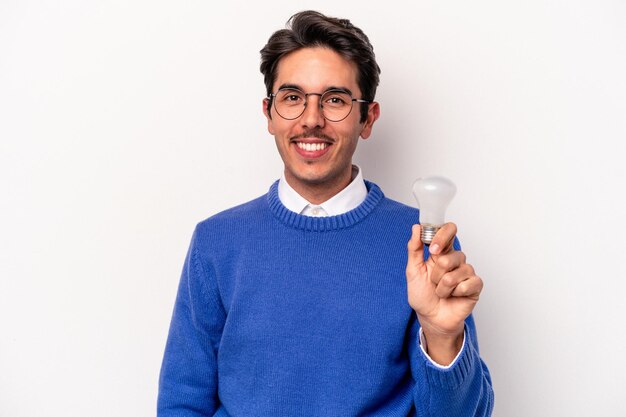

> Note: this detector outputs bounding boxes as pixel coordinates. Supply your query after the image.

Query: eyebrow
[277,83,354,96]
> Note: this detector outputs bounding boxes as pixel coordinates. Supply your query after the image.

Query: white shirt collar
[277,165,368,217]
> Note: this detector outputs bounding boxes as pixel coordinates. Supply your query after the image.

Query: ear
[262,98,275,135]
[359,102,380,140]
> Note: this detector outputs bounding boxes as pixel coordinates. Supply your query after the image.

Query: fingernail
[430,243,440,254]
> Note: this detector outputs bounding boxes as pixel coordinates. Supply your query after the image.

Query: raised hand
[406,223,483,365]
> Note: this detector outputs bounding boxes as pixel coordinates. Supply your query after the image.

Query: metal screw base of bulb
[420,224,440,245]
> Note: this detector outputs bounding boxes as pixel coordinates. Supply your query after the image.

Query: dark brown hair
[260,10,380,123]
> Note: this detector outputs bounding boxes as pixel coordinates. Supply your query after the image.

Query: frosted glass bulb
[412,176,457,244]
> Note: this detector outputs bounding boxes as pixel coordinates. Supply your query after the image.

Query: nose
[300,94,325,129]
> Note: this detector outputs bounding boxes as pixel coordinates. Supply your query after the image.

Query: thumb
[407,224,425,274]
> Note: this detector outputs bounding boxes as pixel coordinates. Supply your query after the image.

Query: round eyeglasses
[269,88,372,122]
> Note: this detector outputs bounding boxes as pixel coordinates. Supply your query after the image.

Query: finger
[434,264,475,298]
[429,251,467,285]
[451,275,484,298]
[407,224,425,270]
[429,222,457,255]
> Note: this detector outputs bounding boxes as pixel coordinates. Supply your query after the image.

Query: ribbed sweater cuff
[419,324,477,389]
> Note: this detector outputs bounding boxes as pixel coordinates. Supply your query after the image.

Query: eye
[323,92,350,107]
[277,89,305,106]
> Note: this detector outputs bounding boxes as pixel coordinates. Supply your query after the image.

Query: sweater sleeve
[408,313,495,417]
[157,226,226,416]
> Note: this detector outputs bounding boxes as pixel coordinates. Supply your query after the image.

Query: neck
[284,167,354,205]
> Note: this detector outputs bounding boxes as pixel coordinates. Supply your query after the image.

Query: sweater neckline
[266,180,384,231]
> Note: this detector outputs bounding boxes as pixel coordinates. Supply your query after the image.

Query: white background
[1,1,625,416]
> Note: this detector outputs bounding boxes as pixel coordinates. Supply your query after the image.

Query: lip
[292,139,333,159]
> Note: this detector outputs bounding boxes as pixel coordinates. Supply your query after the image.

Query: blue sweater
[158,181,494,417]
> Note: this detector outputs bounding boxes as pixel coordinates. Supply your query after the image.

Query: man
[158,10,494,417]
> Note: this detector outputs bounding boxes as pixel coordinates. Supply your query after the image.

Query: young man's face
[263,47,379,202]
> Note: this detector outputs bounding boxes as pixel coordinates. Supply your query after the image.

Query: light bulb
[412,176,457,245]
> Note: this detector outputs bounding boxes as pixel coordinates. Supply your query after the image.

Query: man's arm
[408,313,494,416]
[406,223,494,416]
[158,227,225,416]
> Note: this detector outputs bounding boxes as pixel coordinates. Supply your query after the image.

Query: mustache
[291,129,334,143]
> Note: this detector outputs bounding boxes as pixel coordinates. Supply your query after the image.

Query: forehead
[274,47,359,93]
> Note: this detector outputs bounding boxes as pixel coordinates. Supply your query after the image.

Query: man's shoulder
[371,185,419,218]
[184,191,268,254]
[380,195,418,213]
[377,197,419,229]
[362,181,420,229]
[201,194,266,225]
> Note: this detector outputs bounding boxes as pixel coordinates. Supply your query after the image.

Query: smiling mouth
[292,139,333,159]
[296,142,329,151]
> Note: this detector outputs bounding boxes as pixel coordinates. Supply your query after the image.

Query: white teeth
[297,142,328,151]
